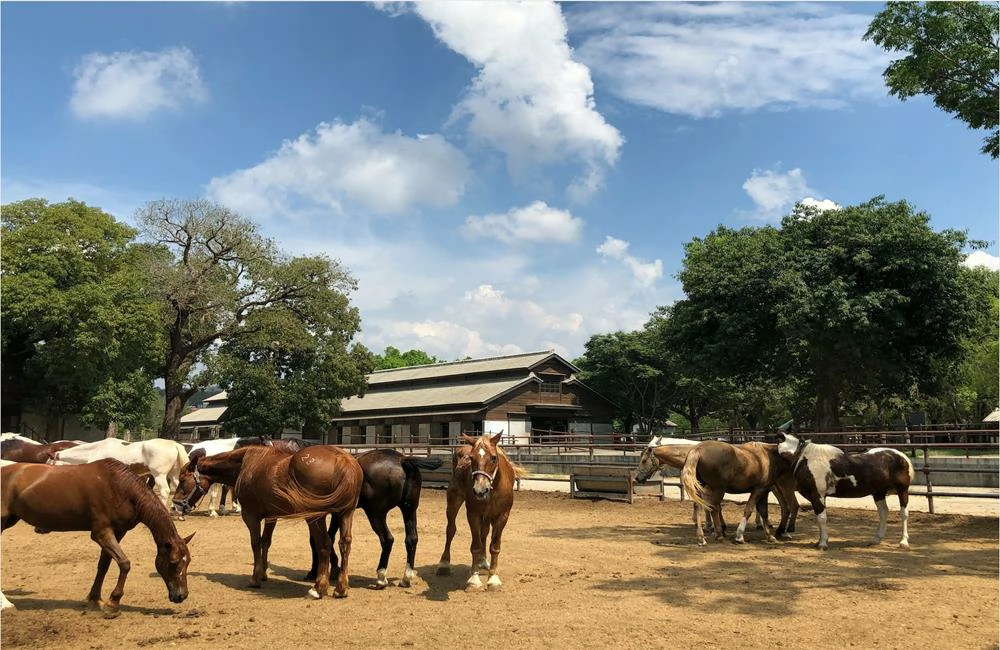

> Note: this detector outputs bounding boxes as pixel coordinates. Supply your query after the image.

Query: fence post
[922,445,935,515]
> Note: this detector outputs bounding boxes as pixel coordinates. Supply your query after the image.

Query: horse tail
[499,448,528,478]
[174,441,191,474]
[680,448,712,511]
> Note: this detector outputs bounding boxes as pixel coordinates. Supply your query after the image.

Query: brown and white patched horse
[777,432,913,550]
[437,432,523,591]
[679,440,794,545]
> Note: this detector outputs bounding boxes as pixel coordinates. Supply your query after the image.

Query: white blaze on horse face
[777,434,798,457]
[478,447,486,457]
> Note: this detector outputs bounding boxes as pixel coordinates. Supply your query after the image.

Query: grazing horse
[50,438,190,511]
[175,445,362,599]
[182,436,278,517]
[635,436,796,536]
[437,432,523,591]
[1,459,193,615]
[680,440,794,546]
[777,432,913,550]
[1,438,82,463]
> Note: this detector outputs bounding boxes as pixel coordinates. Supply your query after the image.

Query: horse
[175,445,362,599]
[49,438,190,511]
[183,436,280,517]
[1,459,194,615]
[436,432,523,591]
[306,449,444,589]
[1,438,82,463]
[776,432,914,550]
[679,440,795,546]
[634,436,796,536]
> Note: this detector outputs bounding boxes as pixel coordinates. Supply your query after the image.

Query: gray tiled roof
[365,350,573,385]
[340,375,540,414]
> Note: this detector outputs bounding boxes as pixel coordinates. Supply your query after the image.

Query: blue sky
[3,2,998,362]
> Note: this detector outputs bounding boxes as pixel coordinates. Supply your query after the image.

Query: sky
[3,1,998,363]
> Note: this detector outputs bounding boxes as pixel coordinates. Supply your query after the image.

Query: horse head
[634,445,660,483]
[776,432,809,463]
[172,464,212,515]
[461,431,504,499]
[154,532,195,603]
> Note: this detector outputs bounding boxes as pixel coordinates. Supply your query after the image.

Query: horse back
[823,448,913,498]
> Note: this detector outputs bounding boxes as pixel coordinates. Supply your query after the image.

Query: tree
[670,197,989,431]
[134,199,369,438]
[373,346,441,370]
[1,199,162,437]
[865,2,1000,157]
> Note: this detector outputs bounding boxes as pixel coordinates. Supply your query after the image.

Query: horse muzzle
[168,588,188,604]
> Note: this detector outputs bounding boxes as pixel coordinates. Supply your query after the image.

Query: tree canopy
[866,1,1000,157]
[372,346,441,370]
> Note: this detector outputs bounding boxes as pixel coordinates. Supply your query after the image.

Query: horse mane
[94,459,178,542]
[497,447,528,478]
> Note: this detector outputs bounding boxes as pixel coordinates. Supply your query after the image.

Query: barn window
[540,379,561,394]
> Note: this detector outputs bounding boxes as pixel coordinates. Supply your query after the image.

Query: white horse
[49,438,189,511]
[0,458,15,609]
[0,433,39,444]
[186,438,244,517]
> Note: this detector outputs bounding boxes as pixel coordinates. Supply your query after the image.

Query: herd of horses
[0,429,914,615]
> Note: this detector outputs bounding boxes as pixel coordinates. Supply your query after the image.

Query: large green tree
[1,199,162,437]
[135,199,370,438]
[671,197,988,431]
[865,1,1000,157]
[373,346,441,370]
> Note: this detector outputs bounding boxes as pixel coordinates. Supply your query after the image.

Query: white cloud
[461,201,583,244]
[206,118,470,218]
[963,251,1000,271]
[396,1,623,202]
[70,47,207,120]
[596,236,663,288]
[568,3,891,118]
[742,168,837,221]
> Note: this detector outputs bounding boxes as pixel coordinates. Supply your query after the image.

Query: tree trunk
[105,420,118,439]
[813,389,841,432]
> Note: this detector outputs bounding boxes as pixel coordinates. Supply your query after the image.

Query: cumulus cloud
[568,3,891,118]
[963,251,1000,271]
[463,284,584,333]
[741,168,837,221]
[461,201,583,244]
[70,47,207,120]
[596,236,663,288]
[206,117,470,218]
[393,1,623,202]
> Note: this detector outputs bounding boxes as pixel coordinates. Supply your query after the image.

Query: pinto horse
[49,438,190,511]
[777,432,913,550]
[680,440,795,545]
[175,445,362,599]
[635,436,795,536]
[0,459,193,615]
[437,432,523,591]
[1,437,82,463]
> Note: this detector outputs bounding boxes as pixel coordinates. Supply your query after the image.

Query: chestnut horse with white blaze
[437,432,523,591]
[777,432,913,550]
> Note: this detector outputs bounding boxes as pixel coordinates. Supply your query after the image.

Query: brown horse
[635,436,796,536]
[0,459,194,615]
[436,432,523,591]
[1,437,81,463]
[175,445,362,599]
[680,440,795,546]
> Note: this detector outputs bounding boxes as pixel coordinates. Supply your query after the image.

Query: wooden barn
[327,350,616,446]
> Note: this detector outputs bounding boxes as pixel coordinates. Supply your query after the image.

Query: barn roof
[180,405,228,426]
[336,375,541,418]
[365,350,577,386]
[984,408,1000,423]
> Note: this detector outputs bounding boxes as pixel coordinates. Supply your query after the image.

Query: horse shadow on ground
[1,588,178,617]
[410,563,479,602]
[536,513,998,618]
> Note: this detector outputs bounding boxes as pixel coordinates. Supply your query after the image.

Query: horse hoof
[733,537,746,545]
[371,581,388,590]
[697,540,707,547]
[898,542,910,550]
[248,581,262,589]
[398,578,411,589]
[102,609,121,619]
[307,588,322,600]
[486,576,502,591]
[209,511,218,518]
[334,590,348,599]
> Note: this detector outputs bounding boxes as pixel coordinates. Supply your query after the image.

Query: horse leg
[465,512,485,591]
[486,511,511,591]
[364,508,393,589]
[332,509,355,599]
[259,519,277,581]
[89,529,129,617]
[773,476,798,539]
[897,488,910,549]
[152,474,172,511]
[736,488,774,544]
[436,484,464,575]
[207,484,222,517]
[242,512,266,588]
[693,502,707,546]
[307,517,332,599]
[399,503,419,588]
[803,494,830,550]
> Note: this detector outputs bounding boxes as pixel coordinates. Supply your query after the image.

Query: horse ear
[183,532,196,544]
[460,434,478,446]
[490,431,504,446]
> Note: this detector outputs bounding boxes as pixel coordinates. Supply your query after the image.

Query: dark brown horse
[174,445,362,598]
[436,432,522,591]
[0,459,194,615]
[680,440,795,546]
[1,437,81,463]
[777,432,913,550]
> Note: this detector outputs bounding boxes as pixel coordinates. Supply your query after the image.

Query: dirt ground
[2,488,997,650]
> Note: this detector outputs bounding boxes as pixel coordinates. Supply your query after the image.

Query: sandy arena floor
[2,488,997,649]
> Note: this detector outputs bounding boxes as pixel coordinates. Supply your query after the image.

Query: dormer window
[539,378,562,394]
